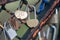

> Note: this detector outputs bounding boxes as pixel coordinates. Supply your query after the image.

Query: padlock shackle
[27,5,37,19]
[4,22,12,30]
[55,8,58,14]
[51,25,56,40]
[46,27,50,40]
[17,0,28,12]
[43,31,46,37]
[38,31,41,38]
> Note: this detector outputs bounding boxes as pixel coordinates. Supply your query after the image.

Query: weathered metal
[26,0,60,40]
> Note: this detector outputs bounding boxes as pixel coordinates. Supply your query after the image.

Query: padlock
[4,22,17,40]
[15,4,28,20]
[48,8,58,24]
[15,10,28,20]
[26,5,39,28]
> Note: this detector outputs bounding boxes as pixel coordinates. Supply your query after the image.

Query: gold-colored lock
[26,5,39,28]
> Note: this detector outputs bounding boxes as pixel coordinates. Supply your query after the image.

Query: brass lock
[26,5,39,28]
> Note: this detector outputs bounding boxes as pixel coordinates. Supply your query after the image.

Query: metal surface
[26,0,60,40]
[51,25,57,40]
[48,8,58,24]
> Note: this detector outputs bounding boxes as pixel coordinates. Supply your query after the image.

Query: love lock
[4,22,17,40]
[15,4,28,20]
[15,10,28,20]
[48,8,58,24]
[26,5,39,28]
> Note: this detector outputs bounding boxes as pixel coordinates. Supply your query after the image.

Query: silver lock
[48,8,58,24]
[4,22,17,40]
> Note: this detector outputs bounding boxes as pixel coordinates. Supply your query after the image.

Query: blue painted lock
[37,0,50,14]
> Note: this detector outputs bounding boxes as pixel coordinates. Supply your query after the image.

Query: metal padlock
[46,24,57,40]
[4,22,17,40]
[48,8,58,24]
[15,4,28,20]
[26,5,39,28]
